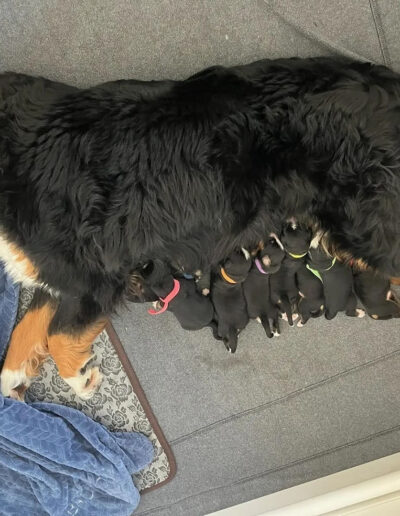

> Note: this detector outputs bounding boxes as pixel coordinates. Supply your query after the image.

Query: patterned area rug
[17,288,176,492]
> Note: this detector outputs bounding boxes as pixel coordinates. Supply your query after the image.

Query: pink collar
[148,279,181,315]
[255,258,268,274]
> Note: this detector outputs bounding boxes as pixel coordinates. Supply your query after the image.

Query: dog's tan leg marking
[1,303,55,400]
[47,320,106,400]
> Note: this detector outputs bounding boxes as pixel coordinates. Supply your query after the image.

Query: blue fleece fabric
[0,265,153,515]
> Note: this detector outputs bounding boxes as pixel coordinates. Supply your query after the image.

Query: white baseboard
[209,452,400,516]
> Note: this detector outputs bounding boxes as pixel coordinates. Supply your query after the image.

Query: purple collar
[255,258,268,275]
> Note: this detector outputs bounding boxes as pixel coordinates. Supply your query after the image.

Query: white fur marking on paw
[273,331,280,337]
[356,308,366,318]
[0,368,31,401]
[202,288,210,296]
[297,321,304,327]
[256,317,262,324]
[63,366,103,400]
[292,313,299,321]
[281,313,288,321]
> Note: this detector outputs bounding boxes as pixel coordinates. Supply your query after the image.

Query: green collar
[306,257,336,283]
[306,264,323,282]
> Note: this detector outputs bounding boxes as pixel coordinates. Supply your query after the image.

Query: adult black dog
[1,57,400,398]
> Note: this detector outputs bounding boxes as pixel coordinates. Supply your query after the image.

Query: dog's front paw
[356,308,365,318]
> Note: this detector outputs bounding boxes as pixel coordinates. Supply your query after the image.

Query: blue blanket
[0,266,153,515]
[0,262,19,360]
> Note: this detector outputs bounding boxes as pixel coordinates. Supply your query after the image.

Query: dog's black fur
[243,237,285,337]
[1,57,400,334]
[270,221,312,325]
[296,265,325,325]
[141,260,215,331]
[211,249,251,352]
[307,247,360,319]
[353,271,400,320]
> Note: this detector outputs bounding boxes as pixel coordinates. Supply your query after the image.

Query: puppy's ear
[241,248,251,260]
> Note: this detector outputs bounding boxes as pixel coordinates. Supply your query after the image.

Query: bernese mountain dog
[1,56,399,399]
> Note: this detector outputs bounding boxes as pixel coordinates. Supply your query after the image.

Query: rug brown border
[106,322,177,493]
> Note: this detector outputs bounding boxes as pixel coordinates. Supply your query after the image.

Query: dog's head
[256,234,285,274]
[281,218,312,257]
[221,248,252,283]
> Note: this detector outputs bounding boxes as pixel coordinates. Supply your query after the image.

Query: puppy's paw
[281,313,288,322]
[356,308,365,318]
[202,288,210,296]
[256,317,262,324]
[273,330,280,337]
[1,368,31,402]
[292,313,299,321]
[63,366,103,400]
[297,320,304,328]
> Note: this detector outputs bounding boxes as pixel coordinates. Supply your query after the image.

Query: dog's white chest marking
[0,234,38,286]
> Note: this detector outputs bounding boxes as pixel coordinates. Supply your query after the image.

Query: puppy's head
[221,248,252,283]
[307,246,335,271]
[257,234,285,274]
[281,219,312,256]
[127,260,172,302]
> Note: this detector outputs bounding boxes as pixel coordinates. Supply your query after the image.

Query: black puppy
[212,249,252,353]
[243,236,285,337]
[307,245,363,320]
[353,271,400,320]
[296,264,325,326]
[143,260,215,331]
[270,220,312,325]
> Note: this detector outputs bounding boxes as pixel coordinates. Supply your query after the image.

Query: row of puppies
[133,222,400,353]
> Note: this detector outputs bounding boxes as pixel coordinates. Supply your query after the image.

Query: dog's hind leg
[208,320,223,341]
[47,295,105,399]
[345,291,365,317]
[260,314,273,338]
[223,327,238,354]
[1,289,57,401]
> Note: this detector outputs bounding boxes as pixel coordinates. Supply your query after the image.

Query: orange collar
[220,267,237,284]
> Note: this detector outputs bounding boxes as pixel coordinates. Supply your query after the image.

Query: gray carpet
[1,1,400,515]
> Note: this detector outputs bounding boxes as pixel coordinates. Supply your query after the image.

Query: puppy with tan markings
[270,219,312,325]
[211,249,251,353]
[243,235,285,337]
[307,245,363,320]
[354,271,400,320]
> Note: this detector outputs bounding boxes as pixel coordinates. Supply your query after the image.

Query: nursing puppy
[270,220,312,325]
[307,246,363,320]
[212,249,252,353]
[296,265,325,326]
[143,260,215,331]
[243,236,285,337]
[353,271,400,320]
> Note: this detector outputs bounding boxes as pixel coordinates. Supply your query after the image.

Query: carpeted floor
[1,1,400,515]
